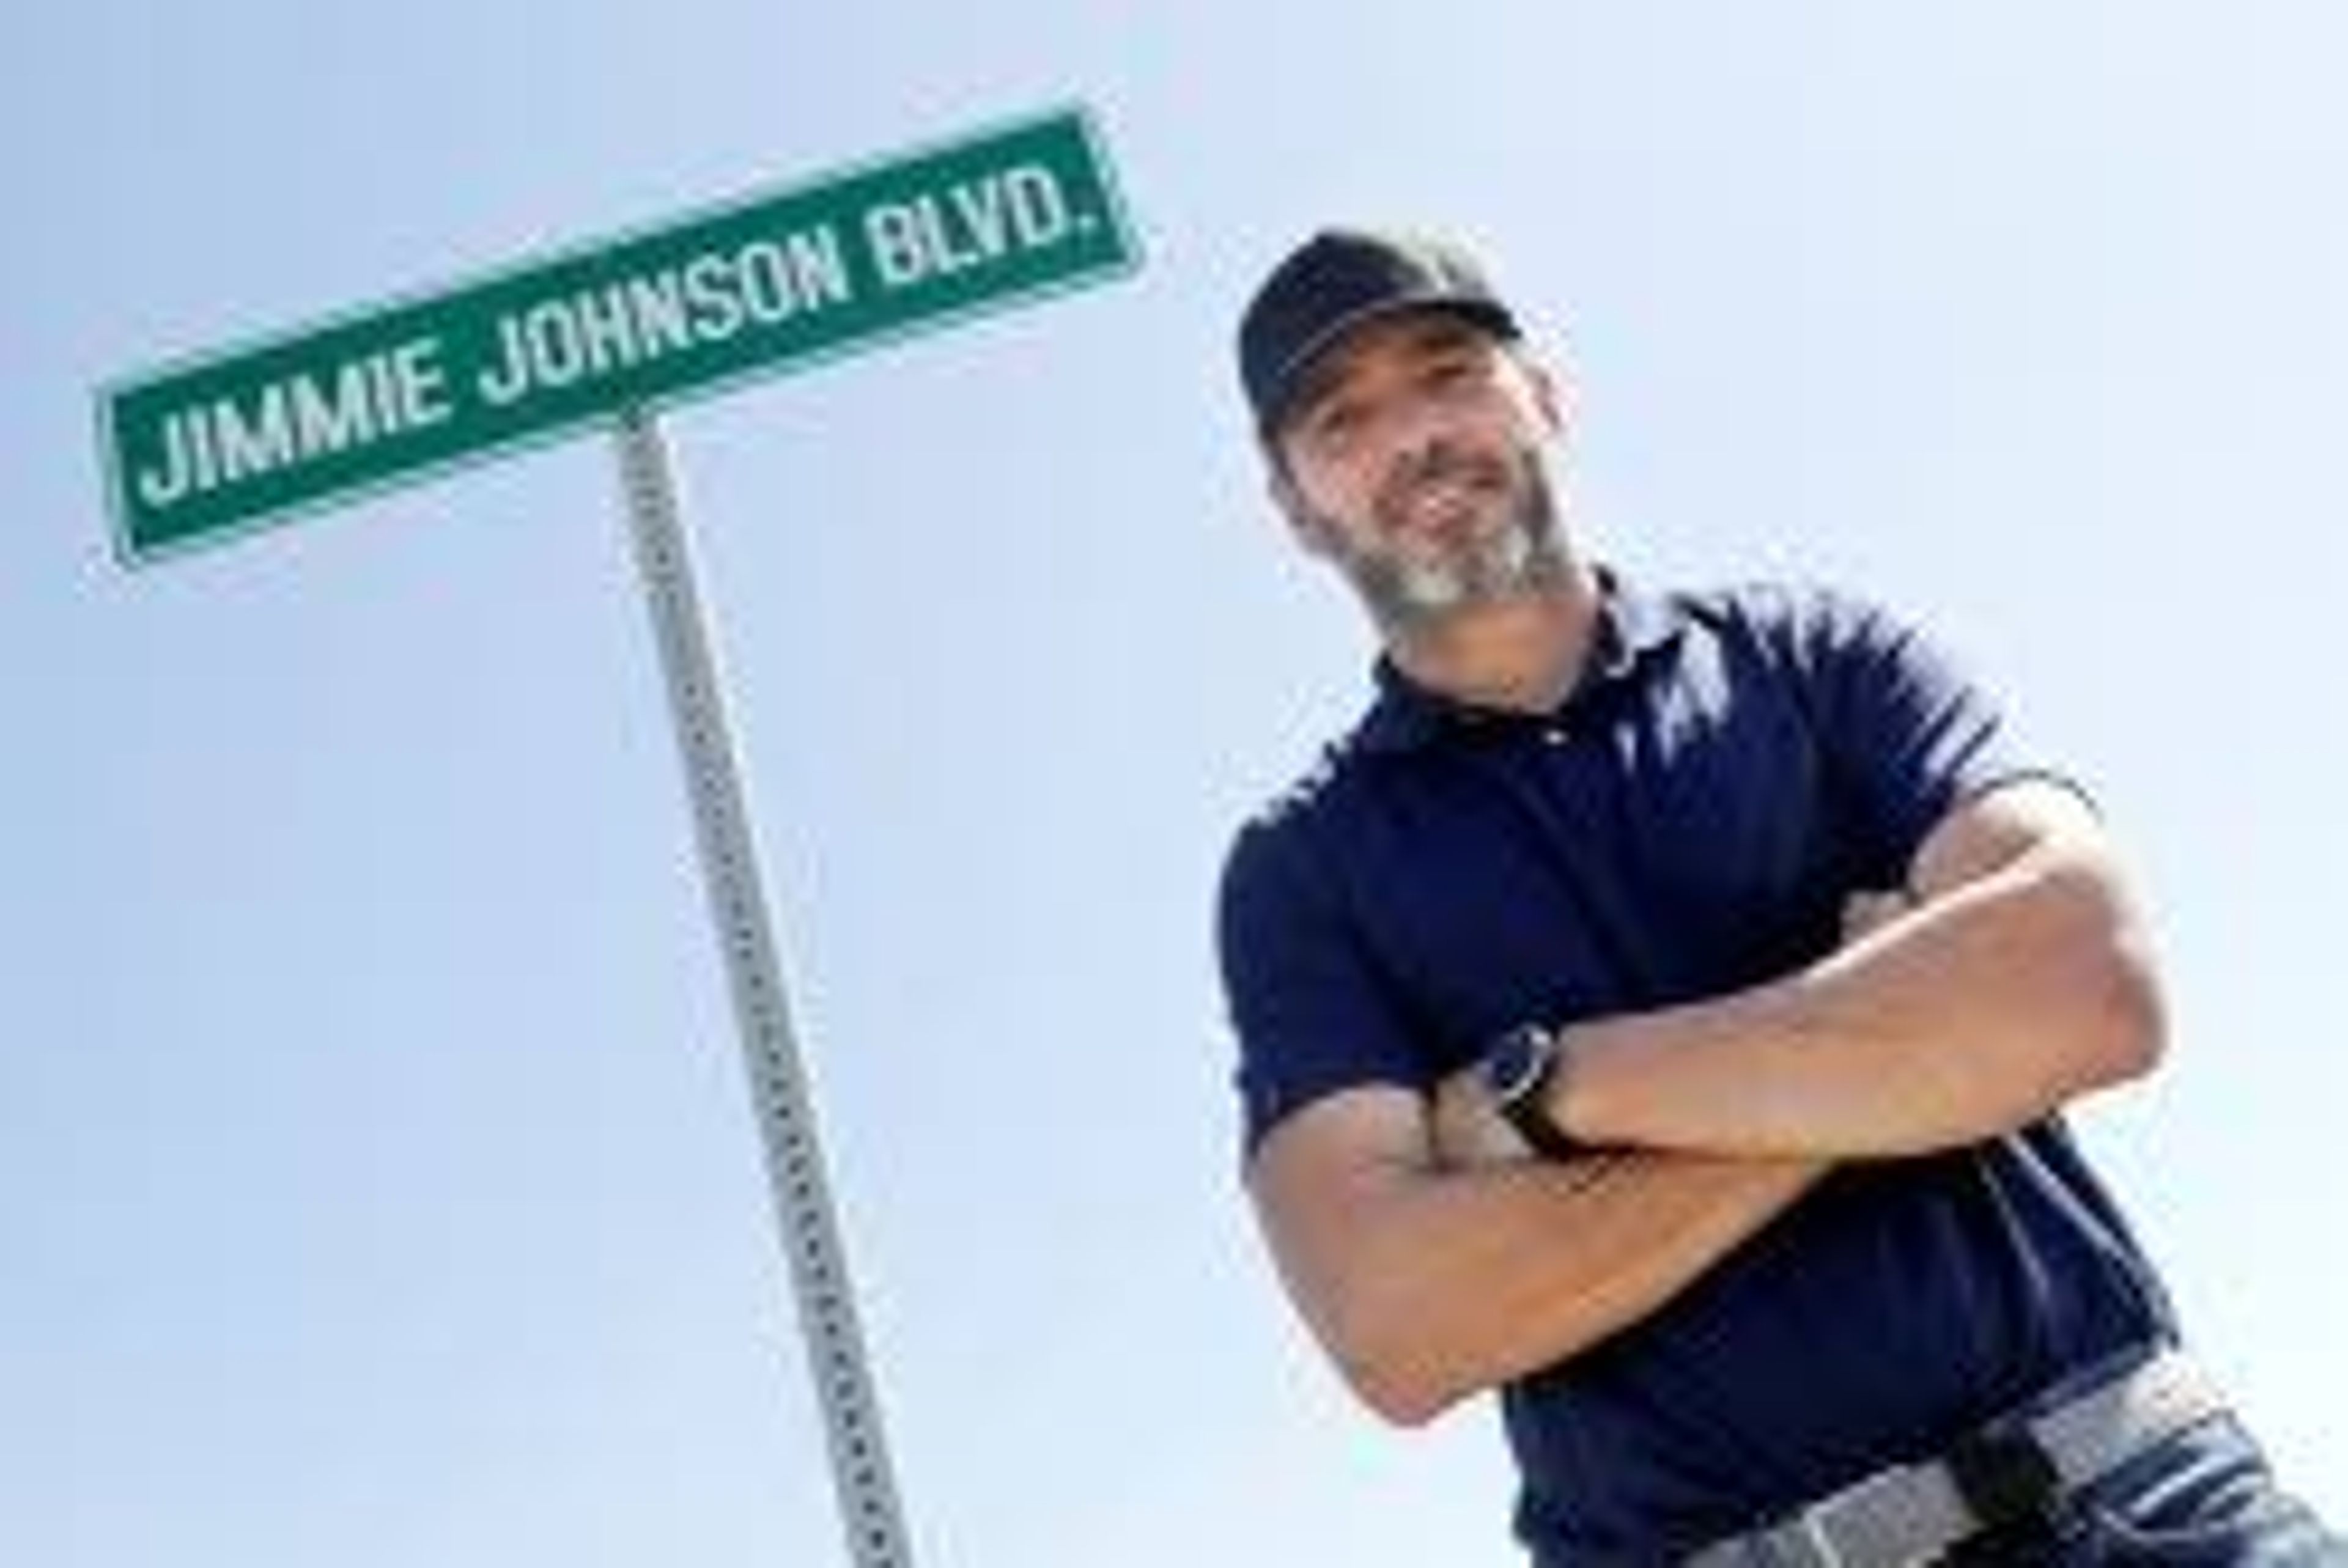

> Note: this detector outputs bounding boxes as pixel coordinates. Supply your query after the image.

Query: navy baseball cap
[1238,228,1520,435]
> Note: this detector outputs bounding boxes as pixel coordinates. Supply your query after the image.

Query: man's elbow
[2085,937,2168,1088]
[2042,853,2170,1091]
[1321,1284,1475,1428]
[1335,1338,1463,1429]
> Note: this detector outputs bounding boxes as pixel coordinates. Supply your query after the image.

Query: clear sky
[5,4,2342,1564]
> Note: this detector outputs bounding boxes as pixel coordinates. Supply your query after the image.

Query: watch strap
[1490,1023,1586,1161]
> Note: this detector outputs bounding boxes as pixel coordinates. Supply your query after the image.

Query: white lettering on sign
[133,336,453,511]
[474,229,851,408]
[862,164,1074,289]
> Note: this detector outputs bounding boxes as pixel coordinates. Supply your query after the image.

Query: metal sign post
[614,408,913,1566]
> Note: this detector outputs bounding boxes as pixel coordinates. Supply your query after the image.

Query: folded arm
[1539,778,2168,1159]
[1247,1091,1823,1426]
[1244,779,2163,1426]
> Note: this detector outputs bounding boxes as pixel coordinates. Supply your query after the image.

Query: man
[1216,228,2343,1565]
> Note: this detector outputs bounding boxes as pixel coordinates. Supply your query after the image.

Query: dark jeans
[1943,1415,2344,1566]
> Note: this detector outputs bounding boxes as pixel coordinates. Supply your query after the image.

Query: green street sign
[98,106,1139,564]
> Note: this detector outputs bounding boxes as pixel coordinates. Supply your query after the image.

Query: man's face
[1268,311,1572,636]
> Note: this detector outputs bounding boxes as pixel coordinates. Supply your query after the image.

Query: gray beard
[1327,450,1574,639]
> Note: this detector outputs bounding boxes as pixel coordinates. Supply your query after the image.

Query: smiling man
[1216,228,2344,1565]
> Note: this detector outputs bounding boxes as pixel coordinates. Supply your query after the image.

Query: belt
[1685,1349,2228,1567]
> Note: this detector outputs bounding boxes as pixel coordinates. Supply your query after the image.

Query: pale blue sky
[4,5,2342,1564]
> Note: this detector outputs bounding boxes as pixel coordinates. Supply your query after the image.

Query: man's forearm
[1253,1132,1824,1425]
[1555,837,2165,1158]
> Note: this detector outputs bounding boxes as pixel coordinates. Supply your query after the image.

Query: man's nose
[1375,397,1456,480]
[1381,418,1471,495]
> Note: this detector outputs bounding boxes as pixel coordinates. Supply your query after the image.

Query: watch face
[1484,1026,1550,1105]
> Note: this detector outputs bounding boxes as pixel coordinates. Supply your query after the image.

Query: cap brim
[1257,296,1518,435]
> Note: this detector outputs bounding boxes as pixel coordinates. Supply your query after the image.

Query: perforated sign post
[99,106,1140,1568]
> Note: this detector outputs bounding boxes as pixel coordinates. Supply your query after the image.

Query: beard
[1308,440,1575,639]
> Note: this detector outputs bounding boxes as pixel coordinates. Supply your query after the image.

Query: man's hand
[1429,1065,1529,1171]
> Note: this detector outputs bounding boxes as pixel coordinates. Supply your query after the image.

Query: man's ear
[1524,355,1573,441]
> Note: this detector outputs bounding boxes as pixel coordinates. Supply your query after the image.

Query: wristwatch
[1480,1022,1586,1161]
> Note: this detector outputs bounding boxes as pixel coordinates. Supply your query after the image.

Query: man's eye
[1310,405,1360,444]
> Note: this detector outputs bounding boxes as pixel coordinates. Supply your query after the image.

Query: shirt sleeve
[1217,805,1434,1157]
[1773,586,2078,891]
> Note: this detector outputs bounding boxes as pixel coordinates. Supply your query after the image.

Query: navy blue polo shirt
[1216,575,2176,1562]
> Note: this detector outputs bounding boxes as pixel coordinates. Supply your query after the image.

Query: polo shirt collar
[1354,568,1685,755]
